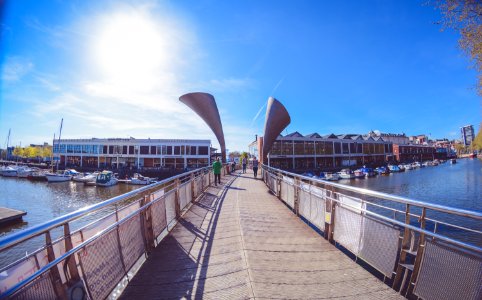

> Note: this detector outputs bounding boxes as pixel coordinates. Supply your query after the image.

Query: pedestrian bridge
[0,165,481,299]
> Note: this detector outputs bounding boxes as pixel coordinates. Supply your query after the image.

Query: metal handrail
[263,164,481,252]
[263,164,482,220]
[0,166,211,252]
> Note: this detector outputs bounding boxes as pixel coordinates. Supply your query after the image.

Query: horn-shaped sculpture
[262,97,291,162]
[179,92,226,162]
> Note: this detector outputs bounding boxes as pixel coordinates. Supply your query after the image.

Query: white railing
[0,164,232,299]
[262,164,482,300]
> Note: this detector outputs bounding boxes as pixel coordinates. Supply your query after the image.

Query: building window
[294,141,304,155]
[334,142,341,154]
[342,143,349,154]
[271,141,282,155]
[150,146,156,155]
[174,146,181,155]
[191,146,197,155]
[282,141,293,155]
[304,142,315,155]
[350,143,356,153]
[140,146,149,155]
[198,146,208,155]
[129,146,134,155]
[167,146,172,155]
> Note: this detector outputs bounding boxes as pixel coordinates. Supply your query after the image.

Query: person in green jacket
[212,157,222,185]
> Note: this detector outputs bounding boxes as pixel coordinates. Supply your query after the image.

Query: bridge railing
[262,164,482,300]
[0,164,231,299]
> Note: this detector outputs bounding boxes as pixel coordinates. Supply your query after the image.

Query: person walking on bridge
[212,157,222,186]
[242,157,247,173]
[252,157,259,178]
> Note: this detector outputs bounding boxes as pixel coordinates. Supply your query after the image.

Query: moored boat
[375,166,390,175]
[130,173,153,185]
[96,171,118,187]
[388,165,401,172]
[353,169,365,178]
[337,169,355,179]
[360,167,376,177]
[45,170,75,182]
[1,166,18,177]
[321,172,340,181]
[450,158,457,164]
[17,167,34,178]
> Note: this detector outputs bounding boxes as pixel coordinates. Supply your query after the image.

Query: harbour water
[0,177,141,267]
[0,159,480,267]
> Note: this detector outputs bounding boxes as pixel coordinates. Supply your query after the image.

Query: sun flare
[93,12,169,85]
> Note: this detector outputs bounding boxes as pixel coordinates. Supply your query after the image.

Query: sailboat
[45,119,72,182]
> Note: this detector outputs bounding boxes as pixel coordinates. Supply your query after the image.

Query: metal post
[407,207,427,297]
[63,224,80,282]
[45,231,67,299]
[140,195,155,253]
[392,204,411,291]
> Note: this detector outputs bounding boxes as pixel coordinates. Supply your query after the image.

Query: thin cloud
[1,56,34,81]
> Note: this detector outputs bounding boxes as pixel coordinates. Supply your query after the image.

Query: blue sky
[1,0,480,151]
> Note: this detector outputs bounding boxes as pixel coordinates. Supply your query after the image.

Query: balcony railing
[0,164,231,299]
[261,164,482,299]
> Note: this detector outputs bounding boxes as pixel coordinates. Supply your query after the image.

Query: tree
[23,146,37,159]
[434,0,482,95]
[454,143,467,155]
[471,123,482,151]
[12,147,24,158]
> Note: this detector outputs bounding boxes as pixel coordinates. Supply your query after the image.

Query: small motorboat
[96,171,118,187]
[375,166,390,175]
[130,173,153,185]
[46,169,77,182]
[353,169,365,178]
[403,164,413,171]
[1,166,18,177]
[17,167,34,178]
[361,167,376,177]
[74,172,98,183]
[388,165,401,172]
[28,170,48,181]
[338,169,355,179]
[321,172,340,181]
[450,158,457,164]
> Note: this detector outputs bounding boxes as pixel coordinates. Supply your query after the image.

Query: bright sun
[93,12,168,83]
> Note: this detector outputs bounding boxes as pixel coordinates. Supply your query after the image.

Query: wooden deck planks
[120,170,403,299]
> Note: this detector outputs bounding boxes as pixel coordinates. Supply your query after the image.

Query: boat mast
[4,129,11,160]
[56,118,63,170]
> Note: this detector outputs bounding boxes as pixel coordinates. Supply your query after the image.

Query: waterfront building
[251,132,393,170]
[461,124,474,146]
[368,131,409,145]
[53,138,211,169]
[393,144,437,162]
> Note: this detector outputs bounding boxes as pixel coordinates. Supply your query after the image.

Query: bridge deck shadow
[120,170,403,299]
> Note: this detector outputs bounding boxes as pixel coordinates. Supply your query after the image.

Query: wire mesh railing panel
[334,205,363,254]
[119,214,145,271]
[204,173,209,187]
[179,183,189,211]
[81,213,117,241]
[0,256,39,295]
[10,270,57,300]
[165,191,177,225]
[78,229,124,300]
[118,200,141,220]
[285,178,295,209]
[298,184,311,221]
[358,217,400,277]
[414,240,482,300]
[280,180,288,204]
[151,196,167,238]
[186,183,192,207]
[309,188,326,230]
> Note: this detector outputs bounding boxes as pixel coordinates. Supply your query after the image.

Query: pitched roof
[286,131,303,137]
[305,133,322,138]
